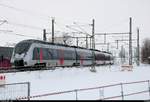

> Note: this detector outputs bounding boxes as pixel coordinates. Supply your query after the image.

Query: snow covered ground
[1,63,150,100]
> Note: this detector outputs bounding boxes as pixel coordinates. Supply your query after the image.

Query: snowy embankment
[4,64,150,100]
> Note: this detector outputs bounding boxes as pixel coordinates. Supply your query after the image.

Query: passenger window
[42,48,51,60]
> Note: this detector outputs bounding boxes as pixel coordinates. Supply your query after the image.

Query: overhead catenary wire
[73,22,91,36]
[73,21,92,27]
[52,19,92,49]
[0,3,51,21]
[55,23,80,39]
[65,25,88,35]
[54,21,80,35]
[95,32,129,35]
[11,33,40,39]
[98,18,129,32]
[55,19,92,35]
[54,17,92,26]
[0,20,7,26]
[0,29,13,32]
[5,20,43,30]
[1,31,41,39]
[54,22,70,35]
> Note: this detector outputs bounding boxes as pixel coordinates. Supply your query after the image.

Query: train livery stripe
[60,58,64,65]
[36,48,43,63]
[40,48,43,63]
[59,49,64,65]
[80,55,83,65]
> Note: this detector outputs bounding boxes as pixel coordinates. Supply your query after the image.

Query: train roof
[89,48,112,55]
[18,39,112,54]
[19,39,70,47]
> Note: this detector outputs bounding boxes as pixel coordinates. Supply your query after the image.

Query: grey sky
[0,0,150,50]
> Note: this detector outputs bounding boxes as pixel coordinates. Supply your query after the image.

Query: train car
[0,46,13,69]
[94,50,106,65]
[103,52,113,64]
[11,39,114,68]
[11,39,77,67]
[75,47,93,66]
[102,51,114,65]
[94,50,114,65]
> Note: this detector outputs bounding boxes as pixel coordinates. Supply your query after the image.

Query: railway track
[0,65,89,73]
[0,64,112,74]
[0,66,57,74]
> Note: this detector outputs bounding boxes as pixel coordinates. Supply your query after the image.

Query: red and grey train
[11,39,114,68]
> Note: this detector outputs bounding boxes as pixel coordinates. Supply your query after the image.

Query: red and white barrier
[121,64,133,71]
[0,74,6,87]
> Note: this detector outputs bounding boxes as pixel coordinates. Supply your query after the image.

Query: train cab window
[15,42,31,54]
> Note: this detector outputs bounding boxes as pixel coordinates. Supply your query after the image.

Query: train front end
[11,41,32,67]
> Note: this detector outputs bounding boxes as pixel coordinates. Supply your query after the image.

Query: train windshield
[14,42,31,54]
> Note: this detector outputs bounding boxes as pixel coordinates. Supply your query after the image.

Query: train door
[80,52,84,66]
[74,48,80,66]
[33,47,45,66]
[77,50,84,66]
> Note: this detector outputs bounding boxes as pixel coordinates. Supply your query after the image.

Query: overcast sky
[0,0,150,50]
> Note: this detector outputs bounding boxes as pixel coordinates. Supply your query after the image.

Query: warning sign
[0,74,5,87]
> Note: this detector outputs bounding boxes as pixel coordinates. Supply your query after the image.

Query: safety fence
[0,82,30,100]
[16,80,150,100]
